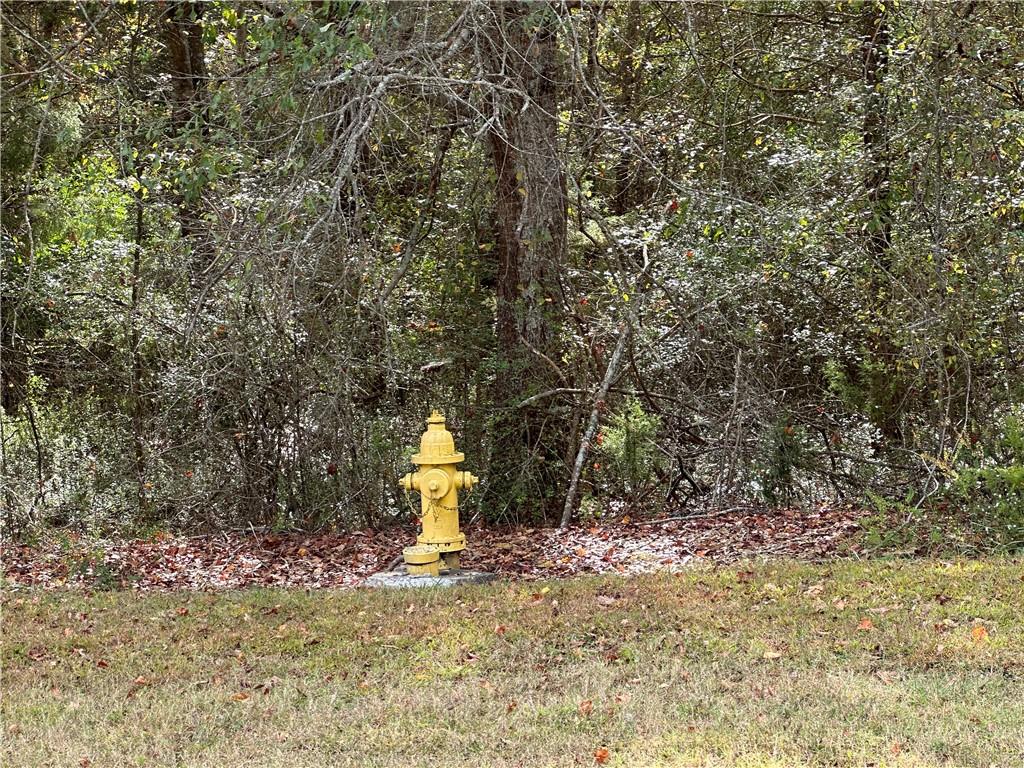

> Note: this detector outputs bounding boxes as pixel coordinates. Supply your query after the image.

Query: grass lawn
[3,559,1023,767]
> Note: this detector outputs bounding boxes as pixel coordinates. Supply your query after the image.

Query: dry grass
[3,559,1023,767]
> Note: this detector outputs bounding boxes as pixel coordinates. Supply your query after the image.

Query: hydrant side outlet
[399,410,477,574]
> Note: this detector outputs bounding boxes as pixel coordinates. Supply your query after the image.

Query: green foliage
[64,549,124,592]
[858,490,939,554]
[757,419,807,506]
[947,409,1024,552]
[860,409,1024,555]
[598,399,662,504]
[2,1,1023,541]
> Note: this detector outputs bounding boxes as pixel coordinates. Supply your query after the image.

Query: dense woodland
[2,1,1022,549]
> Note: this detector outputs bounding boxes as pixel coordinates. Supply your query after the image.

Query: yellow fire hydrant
[399,410,478,576]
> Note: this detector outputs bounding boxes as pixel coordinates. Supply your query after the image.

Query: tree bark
[560,321,629,528]
[163,1,210,279]
[129,193,148,518]
[860,4,902,443]
[484,1,569,523]
[862,4,892,270]
[164,1,207,131]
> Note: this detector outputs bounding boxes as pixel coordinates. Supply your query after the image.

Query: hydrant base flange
[402,544,442,564]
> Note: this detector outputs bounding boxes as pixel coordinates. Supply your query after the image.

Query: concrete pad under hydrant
[363,568,497,589]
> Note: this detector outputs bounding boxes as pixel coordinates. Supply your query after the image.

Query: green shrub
[860,409,1024,555]
[948,408,1024,552]
[599,398,662,504]
[757,419,807,505]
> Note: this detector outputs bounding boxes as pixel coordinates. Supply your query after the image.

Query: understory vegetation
[4,560,1022,767]
[2,2,1023,545]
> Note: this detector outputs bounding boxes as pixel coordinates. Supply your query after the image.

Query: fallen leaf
[594,746,610,764]
[596,595,616,607]
[132,675,149,685]
[762,650,782,660]
[257,677,281,695]
[971,625,989,643]
[857,618,874,631]
[495,624,507,635]
[230,691,249,701]
[578,699,594,717]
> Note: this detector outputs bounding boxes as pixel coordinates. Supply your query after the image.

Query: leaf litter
[3,503,863,592]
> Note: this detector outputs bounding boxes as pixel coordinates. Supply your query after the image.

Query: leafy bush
[757,419,807,505]
[948,409,1024,552]
[598,399,662,505]
[860,409,1024,555]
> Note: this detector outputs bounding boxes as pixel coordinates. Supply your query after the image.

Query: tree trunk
[612,4,642,216]
[129,193,149,520]
[484,1,569,523]
[862,5,892,270]
[164,1,207,131]
[163,1,209,279]
[860,4,902,443]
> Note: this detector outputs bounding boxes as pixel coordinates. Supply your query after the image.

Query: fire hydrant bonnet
[411,411,465,465]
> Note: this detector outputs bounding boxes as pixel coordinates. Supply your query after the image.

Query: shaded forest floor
[4,560,1022,767]
[3,504,863,591]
